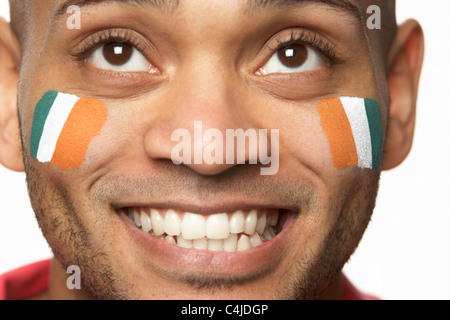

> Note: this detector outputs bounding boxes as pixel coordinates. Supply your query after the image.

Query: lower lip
[119,210,295,277]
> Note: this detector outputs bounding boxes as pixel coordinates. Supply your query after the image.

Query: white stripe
[340,97,372,169]
[36,93,79,163]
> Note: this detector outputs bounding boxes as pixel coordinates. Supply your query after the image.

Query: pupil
[277,45,308,68]
[103,42,133,66]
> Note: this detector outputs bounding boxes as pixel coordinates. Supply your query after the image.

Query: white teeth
[262,228,274,242]
[206,213,230,240]
[250,233,263,247]
[237,235,252,251]
[132,209,142,228]
[244,209,257,235]
[127,208,282,253]
[229,210,245,234]
[177,235,193,249]
[223,234,238,253]
[182,213,206,240]
[141,211,152,233]
[165,235,177,245]
[193,237,208,250]
[208,239,223,252]
[151,209,165,236]
[256,213,267,235]
[269,211,278,227]
[164,209,181,236]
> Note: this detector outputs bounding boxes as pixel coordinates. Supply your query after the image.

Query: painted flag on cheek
[318,97,383,170]
[30,91,108,171]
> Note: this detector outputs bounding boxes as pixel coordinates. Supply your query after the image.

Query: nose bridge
[153,0,246,131]
[144,49,253,175]
[174,54,237,128]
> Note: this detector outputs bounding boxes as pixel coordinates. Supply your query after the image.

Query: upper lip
[114,202,298,215]
[90,169,306,216]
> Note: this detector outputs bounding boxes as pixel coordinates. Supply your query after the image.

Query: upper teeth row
[126,208,279,252]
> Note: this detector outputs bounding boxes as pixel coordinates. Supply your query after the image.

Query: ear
[382,19,425,171]
[0,17,23,172]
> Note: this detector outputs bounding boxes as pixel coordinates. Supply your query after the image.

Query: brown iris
[277,44,308,69]
[102,42,133,66]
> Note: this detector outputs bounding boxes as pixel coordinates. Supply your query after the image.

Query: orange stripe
[51,98,108,171]
[318,98,358,169]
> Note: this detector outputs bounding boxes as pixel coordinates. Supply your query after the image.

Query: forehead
[17,0,394,29]
[32,0,370,43]
[53,0,361,10]
[49,0,364,19]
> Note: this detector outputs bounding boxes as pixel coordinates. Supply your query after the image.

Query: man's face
[18,0,388,299]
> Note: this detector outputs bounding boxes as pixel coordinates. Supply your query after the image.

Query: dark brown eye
[260,39,327,75]
[86,37,156,73]
[102,42,133,66]
[277,44,308,69]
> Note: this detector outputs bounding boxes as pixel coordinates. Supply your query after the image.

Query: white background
[0,0,449,300]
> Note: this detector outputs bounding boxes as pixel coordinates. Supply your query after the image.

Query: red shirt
[0,259,378,300]
[0,260,51,300]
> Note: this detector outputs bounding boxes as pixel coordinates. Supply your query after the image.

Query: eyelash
[268,29,346,65]
[69,28,346,73]
[70,29,146,60]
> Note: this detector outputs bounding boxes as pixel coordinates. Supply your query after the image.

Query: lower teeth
[146,228,278,252]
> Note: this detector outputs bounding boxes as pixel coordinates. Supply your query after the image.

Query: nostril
[182,162,237,176]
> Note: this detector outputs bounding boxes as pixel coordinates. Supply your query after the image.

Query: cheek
[29,91,108,171]
[277,106,336,180]
[278,97,382,184]
[318,97,382,171]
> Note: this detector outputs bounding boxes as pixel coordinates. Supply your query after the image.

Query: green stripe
[30,91,58,159]
[364,98,383,170]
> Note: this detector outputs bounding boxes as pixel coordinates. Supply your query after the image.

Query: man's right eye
[86,41,157,73]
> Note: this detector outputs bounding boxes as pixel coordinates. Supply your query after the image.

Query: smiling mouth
[118,207,291,253]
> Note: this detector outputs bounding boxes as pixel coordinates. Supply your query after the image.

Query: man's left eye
[259,44,328,74]
[87,41,152,72]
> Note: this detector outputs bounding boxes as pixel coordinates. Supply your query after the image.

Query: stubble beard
[24,157,380,300]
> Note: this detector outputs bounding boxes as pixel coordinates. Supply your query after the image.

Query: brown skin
[0,0,424,299]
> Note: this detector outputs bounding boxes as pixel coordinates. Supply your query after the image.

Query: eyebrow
[246,0,362,18]
[56,0,362,20]
[56,0,179,15]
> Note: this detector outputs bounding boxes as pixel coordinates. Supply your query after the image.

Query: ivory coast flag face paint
[318,97,383,170]
[30,91,108,171]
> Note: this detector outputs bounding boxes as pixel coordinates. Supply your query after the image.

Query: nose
[143,58,259,176]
